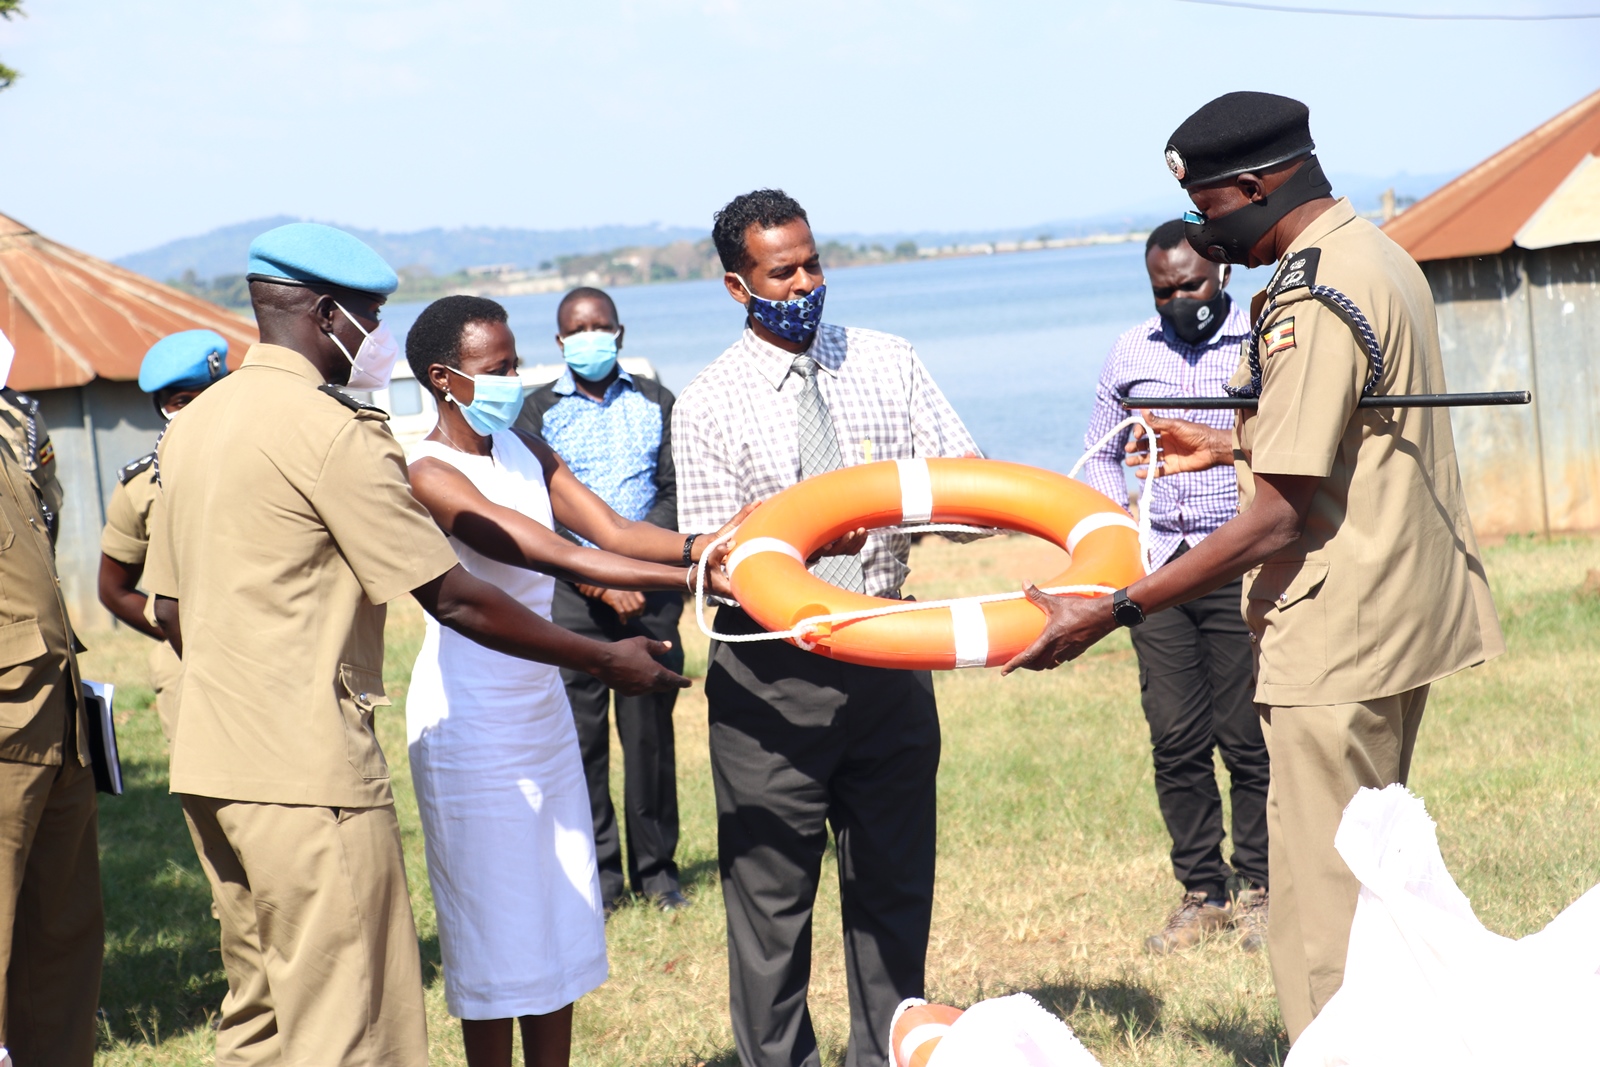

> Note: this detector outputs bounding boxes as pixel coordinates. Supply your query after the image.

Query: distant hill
[115,169,1458,287]
[115,218,707,282]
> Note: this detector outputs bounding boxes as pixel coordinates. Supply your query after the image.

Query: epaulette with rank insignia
[1269,248,1320,295]
[1226,246,1384,400]
[117,452,156,486]
[318,384,388,415]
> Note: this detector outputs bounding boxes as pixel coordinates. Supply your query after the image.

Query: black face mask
[1158,291,1229,346]
[1183,156,1333,265]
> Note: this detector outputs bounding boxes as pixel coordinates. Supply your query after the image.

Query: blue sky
[0,0,1595,259]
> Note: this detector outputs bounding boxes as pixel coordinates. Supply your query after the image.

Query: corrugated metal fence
[1426,240,1600,537]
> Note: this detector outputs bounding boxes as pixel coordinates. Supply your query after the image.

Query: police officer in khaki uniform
[0,382,64,545]
[1005,93,1503,1043]
[143,223,687,1067]
[98,329,229,742]
[0,382,101,1065]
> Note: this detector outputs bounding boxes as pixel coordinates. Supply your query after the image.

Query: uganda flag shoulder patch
[1265,317,1296,357]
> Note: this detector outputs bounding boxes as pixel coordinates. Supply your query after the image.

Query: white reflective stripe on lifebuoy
[727,537,805,576]
[898,1023,952,1065]
[897,458,934,524]
[1065,511,1138,554]
[949,599,989,669]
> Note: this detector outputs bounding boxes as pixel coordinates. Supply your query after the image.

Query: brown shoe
[1145,890,1233,955]
[1234,887,1269,953]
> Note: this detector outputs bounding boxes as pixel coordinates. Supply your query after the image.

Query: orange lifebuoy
[726,458,1145,671]
[891,1001,964,1067]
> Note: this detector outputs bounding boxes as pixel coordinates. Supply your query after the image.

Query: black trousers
[707,607,939,1067]
[553,581,684,902]
[1130,551,1269,898]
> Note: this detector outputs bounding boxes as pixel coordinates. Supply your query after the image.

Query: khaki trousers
[148,639,183,744]
[0,756,102,1067]
[181,796,428,1067]
[1262,685,1428,1043]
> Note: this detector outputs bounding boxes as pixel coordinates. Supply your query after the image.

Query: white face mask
[329,302,400,390]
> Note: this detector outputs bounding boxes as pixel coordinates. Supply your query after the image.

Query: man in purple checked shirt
[1079,219,1270,955]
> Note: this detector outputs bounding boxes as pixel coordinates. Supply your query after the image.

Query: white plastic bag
[1288,784,1600,1066]
[923,993,1102,1067]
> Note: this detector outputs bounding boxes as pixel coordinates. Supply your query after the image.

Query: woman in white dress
[400,296,744,1067]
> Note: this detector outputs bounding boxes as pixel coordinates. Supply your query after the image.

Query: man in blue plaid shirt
[1079,219,1270,955]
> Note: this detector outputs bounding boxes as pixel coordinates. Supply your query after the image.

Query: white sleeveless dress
[405,431,608,1020]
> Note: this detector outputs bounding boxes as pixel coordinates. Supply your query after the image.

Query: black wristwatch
[1112,588,1146,628]
[682,533,699,565]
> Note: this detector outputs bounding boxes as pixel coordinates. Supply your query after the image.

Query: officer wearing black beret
[1005,91,1502,1043]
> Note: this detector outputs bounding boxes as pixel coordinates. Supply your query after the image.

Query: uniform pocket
[338,663,391,780]
[0,618,49,725]
[1245,560,1329,687]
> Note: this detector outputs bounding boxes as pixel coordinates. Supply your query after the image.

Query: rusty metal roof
[1384,88,1600,263]
[0,212,257,392]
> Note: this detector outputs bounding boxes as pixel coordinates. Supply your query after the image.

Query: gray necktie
[791,354,867,593]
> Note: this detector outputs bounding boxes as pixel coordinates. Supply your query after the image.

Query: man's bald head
[556,287,619,336]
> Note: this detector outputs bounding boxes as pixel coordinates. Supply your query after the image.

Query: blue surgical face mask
[737,277,826,345]
[560,330,619,381]
[445,366,526,437]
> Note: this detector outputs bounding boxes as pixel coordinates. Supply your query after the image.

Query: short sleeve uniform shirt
[1232,199,1504,707]
[145,344,460,807]
[101,461,159,567]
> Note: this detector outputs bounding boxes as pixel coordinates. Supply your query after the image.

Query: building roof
[1384,88,1600,263]
[0,212,257,392]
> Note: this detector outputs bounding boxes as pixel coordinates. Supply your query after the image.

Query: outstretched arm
[411,564,687,695]
[409,450,734,596]
[1002,471,1319,673]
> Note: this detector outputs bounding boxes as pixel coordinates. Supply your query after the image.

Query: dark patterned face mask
[738,278,827,344]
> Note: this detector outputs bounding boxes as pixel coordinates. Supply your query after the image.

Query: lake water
[383,243,1269,475]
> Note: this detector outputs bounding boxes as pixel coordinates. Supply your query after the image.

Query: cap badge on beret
[1165,148,1187,182]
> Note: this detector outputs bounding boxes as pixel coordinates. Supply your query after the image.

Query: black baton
[1118,391,1531,410]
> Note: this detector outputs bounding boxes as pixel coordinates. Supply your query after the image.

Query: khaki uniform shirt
[101,458,160,567]
[1232,198,1504,707]
[102,457,170,631]
[0,437,86,766]
[0,389,64,542]
[144,344,460,807]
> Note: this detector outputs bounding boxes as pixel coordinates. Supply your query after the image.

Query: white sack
[1288,783,1600,1066]
[926,992,1102,1067]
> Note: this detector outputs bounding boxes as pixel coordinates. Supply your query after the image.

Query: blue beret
[139,330,230,393]
[245,222,398,297]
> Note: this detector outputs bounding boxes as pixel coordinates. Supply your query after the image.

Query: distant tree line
[164,237,929,313]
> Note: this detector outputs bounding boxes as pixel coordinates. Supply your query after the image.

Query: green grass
[87,534,1600,1066]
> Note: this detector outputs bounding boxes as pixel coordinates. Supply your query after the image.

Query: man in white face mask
[143,223,687,1067]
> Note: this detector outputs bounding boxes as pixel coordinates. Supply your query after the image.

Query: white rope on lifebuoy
[693,415,1160,646]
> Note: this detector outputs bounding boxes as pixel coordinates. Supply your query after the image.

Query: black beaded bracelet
[682,533,699,565]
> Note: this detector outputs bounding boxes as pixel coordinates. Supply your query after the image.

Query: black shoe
[602,896,624,920]
[651,889,690,913]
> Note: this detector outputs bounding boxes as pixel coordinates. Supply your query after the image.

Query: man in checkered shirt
[674,189,978,1067]
[1079,220,1269,956]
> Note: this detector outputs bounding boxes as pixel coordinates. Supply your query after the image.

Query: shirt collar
[740,324,844,391]
[552,363,635,399]
[241,343,327,386]
[1285,196,1357,257]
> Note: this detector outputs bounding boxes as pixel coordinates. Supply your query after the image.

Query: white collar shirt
[673,322,979,597]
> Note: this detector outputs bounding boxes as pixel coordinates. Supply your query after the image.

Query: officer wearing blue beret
[141,222,687,1066]
[98,329,229,743]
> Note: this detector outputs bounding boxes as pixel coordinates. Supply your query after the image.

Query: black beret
[1165,92,1315,189]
